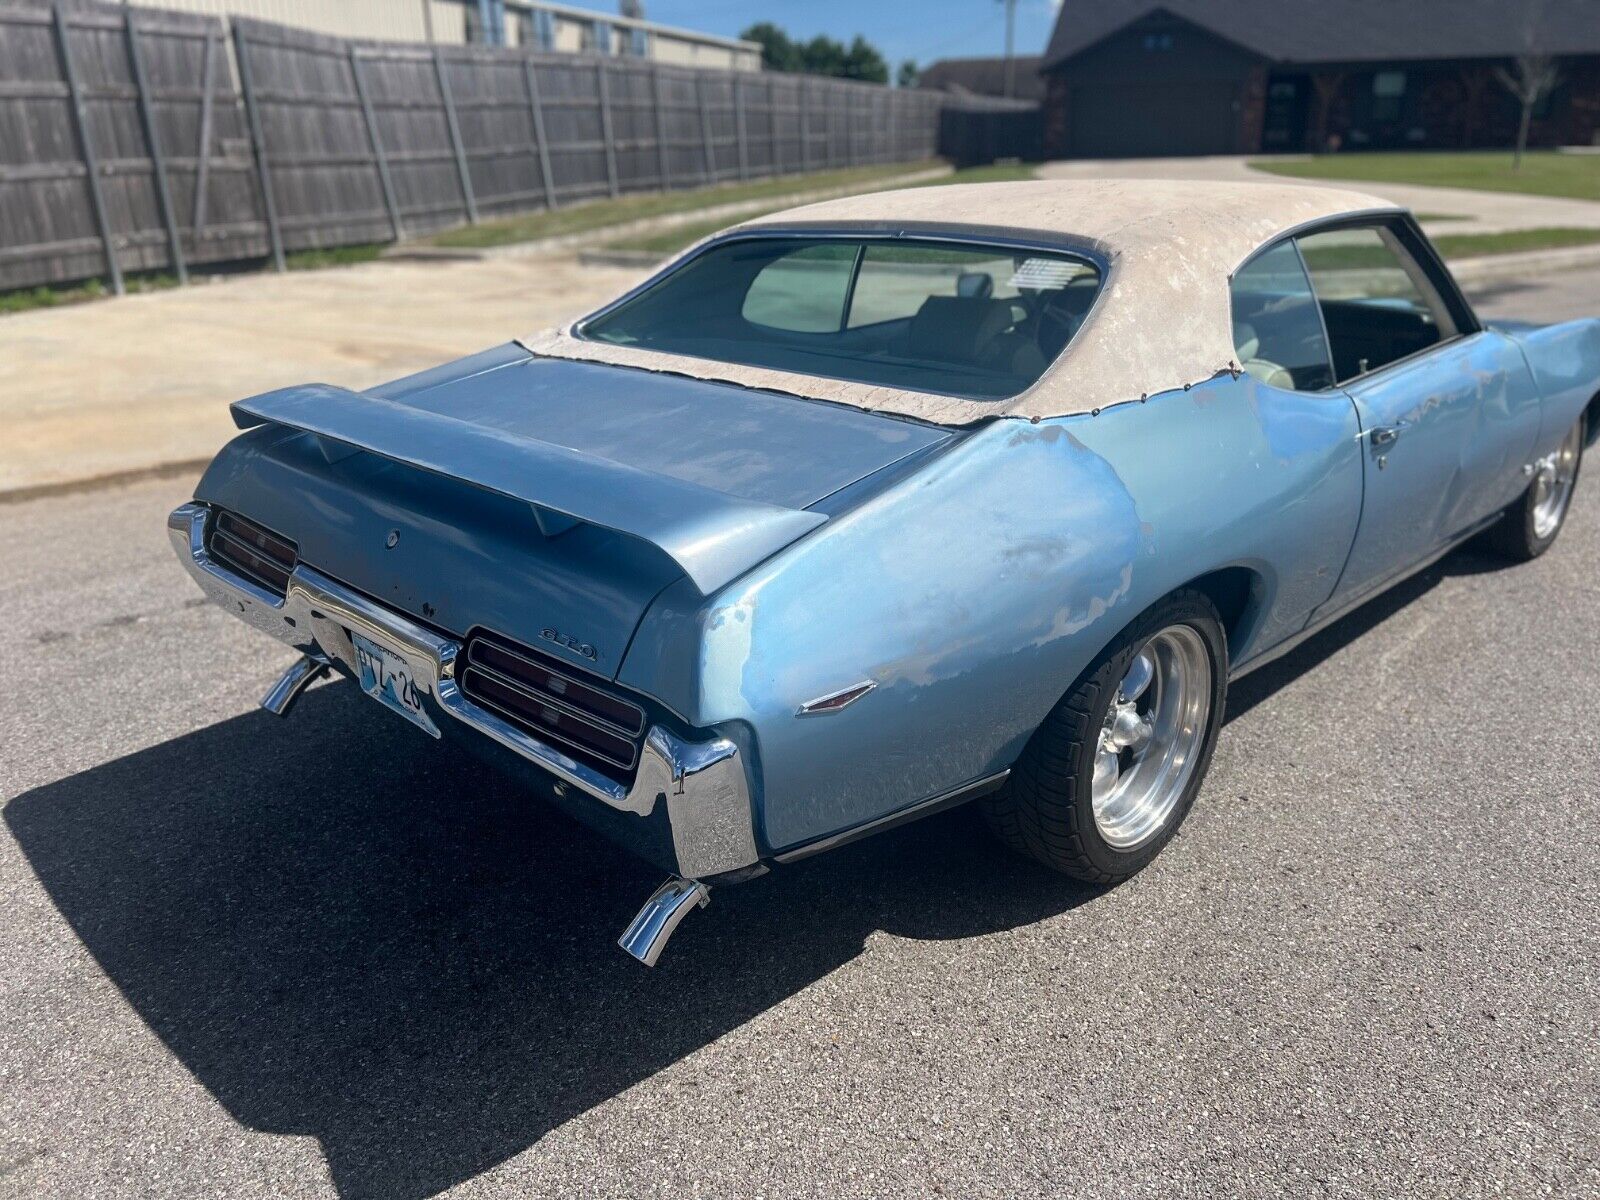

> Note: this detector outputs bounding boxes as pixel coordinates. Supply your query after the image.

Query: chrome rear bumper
[168,502,759,879]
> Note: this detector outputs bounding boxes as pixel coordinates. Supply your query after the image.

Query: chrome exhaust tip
[261,652,331,717]
[617,876,710,967]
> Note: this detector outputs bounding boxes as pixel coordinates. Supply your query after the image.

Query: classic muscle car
[171,180,1597,964]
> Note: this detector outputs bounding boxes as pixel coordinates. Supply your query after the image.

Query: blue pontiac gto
[171,181,1598,964]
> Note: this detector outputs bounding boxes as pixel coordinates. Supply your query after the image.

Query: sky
[573,1,1064,70]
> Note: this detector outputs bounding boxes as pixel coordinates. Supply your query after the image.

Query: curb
[1448,242,1600,286]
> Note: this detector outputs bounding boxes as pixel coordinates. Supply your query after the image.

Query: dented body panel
[621,374,1365,851]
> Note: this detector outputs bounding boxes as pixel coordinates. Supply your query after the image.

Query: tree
[841,35,889,84]
[1494,54,1562,169]
[739,22,890,82]
[741,21,800,73]
[896,60,920,89]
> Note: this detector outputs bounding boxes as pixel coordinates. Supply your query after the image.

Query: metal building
[124,0,763,70]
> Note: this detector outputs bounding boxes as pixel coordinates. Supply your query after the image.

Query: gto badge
[541,627,597,660]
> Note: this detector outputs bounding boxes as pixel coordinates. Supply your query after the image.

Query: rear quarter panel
[621,373,1364,853]
[1503,317,1600,449]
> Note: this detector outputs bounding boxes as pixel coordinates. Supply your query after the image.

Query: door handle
[1369,423,1406,449]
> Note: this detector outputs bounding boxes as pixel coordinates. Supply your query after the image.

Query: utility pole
[1000,0,1018,98]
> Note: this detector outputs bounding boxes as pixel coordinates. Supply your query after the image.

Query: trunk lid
[198,348,950,679]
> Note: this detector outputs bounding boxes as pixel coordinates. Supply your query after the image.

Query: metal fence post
[434,48,479,224]
[595,59,619,199]
[523,57,558,210]
[234,27,286,272]
[695,73,716,184]
[823,84,835,168]
[733,73,749,181]
[845,87,857,164]
[799,77,811,172]
[124,10,186,283]
[651,63,671,190]
[51,3,123,295]
[349,47,403,241]
[191,27,218,239]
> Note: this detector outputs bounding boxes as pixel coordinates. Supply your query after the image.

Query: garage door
[1068,82,1237,157]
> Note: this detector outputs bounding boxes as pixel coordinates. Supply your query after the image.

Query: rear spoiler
[231,383,827,595]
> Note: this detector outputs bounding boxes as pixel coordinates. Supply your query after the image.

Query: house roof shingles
[1042,1,1600,70]
[918,55,1046,101]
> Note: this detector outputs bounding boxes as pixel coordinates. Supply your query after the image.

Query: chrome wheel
[1531,422,1583,540]
[1091,625,1213,850]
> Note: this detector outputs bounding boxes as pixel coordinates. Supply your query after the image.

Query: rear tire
[1486,414,1585,562]
[983,590,1227,882]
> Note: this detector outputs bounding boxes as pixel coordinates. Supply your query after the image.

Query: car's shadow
[4,541,1501,1198]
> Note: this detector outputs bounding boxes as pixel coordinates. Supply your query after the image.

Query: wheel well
[1186,567,1262,661]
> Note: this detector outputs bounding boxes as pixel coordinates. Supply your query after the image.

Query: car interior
[1230,221,1464,392]
[581,237,1104,400]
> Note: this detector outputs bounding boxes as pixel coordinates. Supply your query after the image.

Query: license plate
[351,630,440,737]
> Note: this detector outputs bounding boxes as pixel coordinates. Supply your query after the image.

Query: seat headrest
[909,297,1013,363]
[956,271,994,299]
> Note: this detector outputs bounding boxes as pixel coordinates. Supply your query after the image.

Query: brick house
[1039,0,1600,158]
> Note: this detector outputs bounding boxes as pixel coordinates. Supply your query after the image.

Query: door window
[1296,225,1455,382]
[1228,240,1334,391]
[739,243,858,333]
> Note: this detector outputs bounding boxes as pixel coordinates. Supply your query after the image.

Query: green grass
[431,161,947,249]
[1250,151,1600,202]
[284,243,386,270]
[1299,226,1600,272]
[603,162,1040,256]
[0,272,181,316]
[1434,226,1600,258]
[0,243,386,317]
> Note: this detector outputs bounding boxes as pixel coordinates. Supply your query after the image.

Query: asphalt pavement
[2,275,1597,1198]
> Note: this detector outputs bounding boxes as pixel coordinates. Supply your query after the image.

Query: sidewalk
[4,181,1599,500]
[0,255,643,497]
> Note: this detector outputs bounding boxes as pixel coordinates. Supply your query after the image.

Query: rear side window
[1295,225,1456,382]
[1229,240,1334,392]
[581,236,1102,400]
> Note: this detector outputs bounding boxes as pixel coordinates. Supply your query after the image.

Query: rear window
[579,236,1102,400]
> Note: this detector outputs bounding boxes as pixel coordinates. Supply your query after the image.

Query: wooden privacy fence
[0,0,946,294]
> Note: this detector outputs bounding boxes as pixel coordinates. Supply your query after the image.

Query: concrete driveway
[0,255,644,495]
[1038,155,1600,234]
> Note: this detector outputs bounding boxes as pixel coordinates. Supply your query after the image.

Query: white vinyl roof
[524,179,1400,425]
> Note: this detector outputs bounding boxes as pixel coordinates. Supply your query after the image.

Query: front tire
[1486,414,1585,562]
[983,590,1228,882]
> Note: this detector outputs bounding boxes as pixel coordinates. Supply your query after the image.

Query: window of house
[1371,70,1406,121]
[1228,240,1334,391]
[627,27,650,57]
[591,20,613,54]
[532,9,556,51]
[1295,225,1456,382]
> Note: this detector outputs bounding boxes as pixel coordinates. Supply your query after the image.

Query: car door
[1299,219,1540,612]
